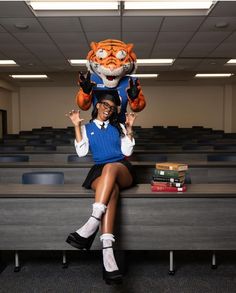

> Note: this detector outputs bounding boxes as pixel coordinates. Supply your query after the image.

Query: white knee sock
[101,233,119,272]
[76,202,106,238]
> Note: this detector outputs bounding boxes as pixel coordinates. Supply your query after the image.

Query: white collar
[94,119,109,129]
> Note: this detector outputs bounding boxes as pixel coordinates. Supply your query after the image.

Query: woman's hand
[125,112,137,130]
[66,109,84,127]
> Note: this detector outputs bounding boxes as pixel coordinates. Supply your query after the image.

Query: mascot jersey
[91,73,136,124]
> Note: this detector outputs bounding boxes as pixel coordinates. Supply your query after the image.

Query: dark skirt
[82,159,137,189]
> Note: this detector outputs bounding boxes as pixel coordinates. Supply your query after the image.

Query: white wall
[19,84,227,131]
[0,88,12,132]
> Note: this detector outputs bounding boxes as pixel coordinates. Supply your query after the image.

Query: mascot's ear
[90,42,98,51]
[127,43,137,61]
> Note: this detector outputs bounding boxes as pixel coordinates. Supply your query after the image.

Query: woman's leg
[92,162,133,205]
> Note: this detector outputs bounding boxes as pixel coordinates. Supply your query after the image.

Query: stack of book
[151,162,188,192]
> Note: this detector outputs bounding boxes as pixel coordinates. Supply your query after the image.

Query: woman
[66,90,137,285]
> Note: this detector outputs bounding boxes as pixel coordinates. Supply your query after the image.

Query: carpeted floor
[0,251,236,293]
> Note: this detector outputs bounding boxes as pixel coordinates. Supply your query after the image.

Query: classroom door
[0,110,7,139]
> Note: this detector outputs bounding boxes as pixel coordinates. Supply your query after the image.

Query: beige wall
[232,85,236,132]
[19,84,227,131]
[0,88,12,133]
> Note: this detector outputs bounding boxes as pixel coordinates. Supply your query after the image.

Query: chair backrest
[22,171,64,184]
[184,173,192,184]
[0,155,29,162]
[0,145,25,151]
[33,145,57,151]
[207,155,236,162]
[67,154,93,163]
[129,154,167,162]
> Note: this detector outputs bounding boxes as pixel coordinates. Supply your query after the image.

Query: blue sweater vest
[85,122,124,164]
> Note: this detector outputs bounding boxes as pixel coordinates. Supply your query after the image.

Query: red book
[151,185,187,192]
[151,181,184,188]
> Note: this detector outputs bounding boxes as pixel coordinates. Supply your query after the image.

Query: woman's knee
[102,163,118,176]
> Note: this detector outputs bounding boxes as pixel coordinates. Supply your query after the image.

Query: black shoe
[103,266,122,285]
[102,246,122,285]
[66,228,98,250]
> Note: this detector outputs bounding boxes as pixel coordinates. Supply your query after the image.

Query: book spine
[155,164,188,171]
[151,181,183,188]
[154,169,183,178]
[151,185,187,192]
[152,176,184,183]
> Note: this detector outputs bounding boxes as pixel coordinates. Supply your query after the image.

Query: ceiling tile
[157,32,194,43]
[190,31,231,43]
[209,43,236,58]
[24,44,65,58]
[122,32,156,43]
[161,16,204,32]
[151,43,185,58]
[224,32,236,43]
[210,1,236,17]
[0,33,20,44]
[122,16,163,32]
[80,16,120,32]
[0,24,5,32]
[38,17,82,32]
[0,2,34,17]
[0,18,44,33]
[57,44,89,59]
[86,32,121,43]
[199,17,236,32]
[13,33,53,44]
[180,43,219,57]
[171,58,203,70]
[49,32,87,45]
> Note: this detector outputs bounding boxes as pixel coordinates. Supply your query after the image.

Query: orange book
[156,162,188,171]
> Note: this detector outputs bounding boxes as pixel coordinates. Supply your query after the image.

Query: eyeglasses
[100,101,116,112]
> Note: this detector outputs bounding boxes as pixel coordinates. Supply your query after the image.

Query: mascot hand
[127,79,140,101]
[78,71,95,94]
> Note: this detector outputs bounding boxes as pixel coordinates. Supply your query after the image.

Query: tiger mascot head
[86,39,137,88]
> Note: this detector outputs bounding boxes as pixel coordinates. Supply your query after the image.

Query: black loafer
[66,228,98,250]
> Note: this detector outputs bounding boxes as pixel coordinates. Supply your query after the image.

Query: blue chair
[207,155,236,161]
[17,171,65,272]
[22,171,64,185]
[0,155,29,162]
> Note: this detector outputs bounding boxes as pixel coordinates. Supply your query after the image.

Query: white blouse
[74,119,135,157]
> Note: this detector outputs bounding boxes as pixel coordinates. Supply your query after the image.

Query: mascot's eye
[96,49,108,59]
[116,50,127,60]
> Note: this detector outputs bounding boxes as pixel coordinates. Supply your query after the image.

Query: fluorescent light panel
[0,60,17,66]
[130,74,158,78]
[29,2,118,10]
[124,1,213,10]
[68,59,174,66]
[195,73,233,78]
[10,74,48,79]
[226,59,236,64]
[137,59,175,65]
[68,59,87,66]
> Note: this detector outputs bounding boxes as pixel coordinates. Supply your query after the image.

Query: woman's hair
[90,101,125,137]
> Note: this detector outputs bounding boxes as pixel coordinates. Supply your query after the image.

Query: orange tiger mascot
[76,39,146,123]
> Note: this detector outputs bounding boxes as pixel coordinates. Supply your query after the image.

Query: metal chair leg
[211,251,217,269]
[62,251,68,268]
[168,250,175,275]
[14,251,21,272]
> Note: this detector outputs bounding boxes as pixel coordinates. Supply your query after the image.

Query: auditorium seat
[67,154,93,163]
[22,171,64,184]
[129,154,167,162]
[207,155,236,161]
[0,145,25,151]
[0,155,29,162]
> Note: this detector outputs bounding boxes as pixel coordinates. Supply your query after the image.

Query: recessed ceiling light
[10,74,48,79]
[29,1,118,10]
[215,22,228,29]
[226,59,236,65]
[195,73,233,78]
[130,74,159,78]
[0,60,18,66]
[14,23,29,30]
[124,1,214,10]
